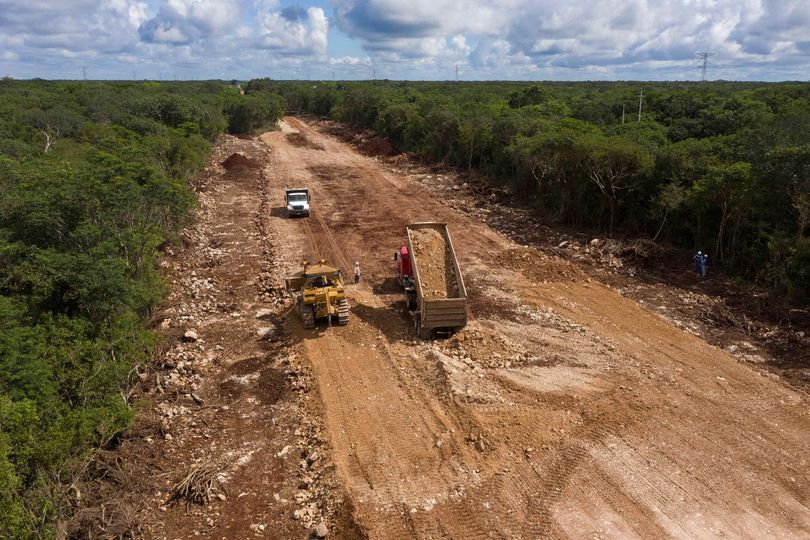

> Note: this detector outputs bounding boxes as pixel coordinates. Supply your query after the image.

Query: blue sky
[1,0,808,81]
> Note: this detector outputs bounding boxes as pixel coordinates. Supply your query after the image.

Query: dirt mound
[496,247,585,283]
[411,228,459,298]
[221,153,259,171]
[445,328,529,369]
[285,132,325,150]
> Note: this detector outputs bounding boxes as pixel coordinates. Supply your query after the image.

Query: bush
[0,80,257,535]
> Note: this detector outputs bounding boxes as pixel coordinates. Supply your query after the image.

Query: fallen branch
[166,459,226,509]
[699,303,755,333]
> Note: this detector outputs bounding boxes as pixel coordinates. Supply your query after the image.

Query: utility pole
[455,64,459,82]
[637,90,643,122]
[332,71,335,81]
[697,52,714,81]
[372,69,376,80]
[622,104,626,124]
[82,66,86,80]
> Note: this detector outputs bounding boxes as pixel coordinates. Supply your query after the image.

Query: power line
[697,52,715,82]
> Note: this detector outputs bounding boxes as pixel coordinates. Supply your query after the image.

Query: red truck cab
[394,243,417,310]
[395,244,411,281]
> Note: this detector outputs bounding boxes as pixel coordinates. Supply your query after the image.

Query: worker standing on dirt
[693,251,703,274]
[700,253,708,278]
[353,261,361,284]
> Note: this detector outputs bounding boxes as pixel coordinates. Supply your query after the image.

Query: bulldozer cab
[286,261,343,292]
[286,261,349,328]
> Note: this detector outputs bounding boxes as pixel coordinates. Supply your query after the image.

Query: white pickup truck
[285,188,310,217]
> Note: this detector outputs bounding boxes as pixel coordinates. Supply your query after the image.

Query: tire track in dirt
[264,122,497,537]
[520,282,810,537]
[296,325,486,538]
[260,118,810,539]
[300,208,352,273]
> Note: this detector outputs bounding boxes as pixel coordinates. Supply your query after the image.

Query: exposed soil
[257,117,810,538]
[285,131,325,151]
[318,117,810,393]
[410,227,459,298]
[220,152,259,171]
[495,246,586,284]
[78,135,360,539]
[95,118,810,539]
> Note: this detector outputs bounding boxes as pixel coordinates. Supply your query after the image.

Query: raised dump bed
[405,222,467,339]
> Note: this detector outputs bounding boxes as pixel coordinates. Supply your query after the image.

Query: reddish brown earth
[105,119,810,539]
[410,227,459,299]
[258,118,810,538]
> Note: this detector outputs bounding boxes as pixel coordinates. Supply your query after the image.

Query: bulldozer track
[300,301,315,329]
[336,298,349,325]
[258,118,810,539]
[300,208,353,276]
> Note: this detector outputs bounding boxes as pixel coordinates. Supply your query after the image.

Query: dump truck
[285,187,310,217]
[286,260,349,328]
[401,222,467,339]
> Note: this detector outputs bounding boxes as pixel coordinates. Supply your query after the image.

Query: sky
[0,0,808,81]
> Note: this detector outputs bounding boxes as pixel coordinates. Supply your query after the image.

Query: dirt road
[256,117,810,539]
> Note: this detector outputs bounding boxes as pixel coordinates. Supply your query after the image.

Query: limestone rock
[257,326,277,340]
[314,522,328,538]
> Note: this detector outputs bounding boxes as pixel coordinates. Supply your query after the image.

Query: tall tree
[577,135,654,235]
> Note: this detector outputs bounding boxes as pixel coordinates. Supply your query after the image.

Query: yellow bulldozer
[286,260,350,328]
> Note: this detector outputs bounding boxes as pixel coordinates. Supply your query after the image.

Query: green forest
[261,79,810,303]
[0,79,282,537]
[1,77,809,536]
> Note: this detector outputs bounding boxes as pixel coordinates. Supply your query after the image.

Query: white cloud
[450,34,471,56]
[330,56,371,65]
[139,0,242,44]
[329,0,810,78]
[0,0,148,53]
[258,5,328,55]
[0,0,809,80]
